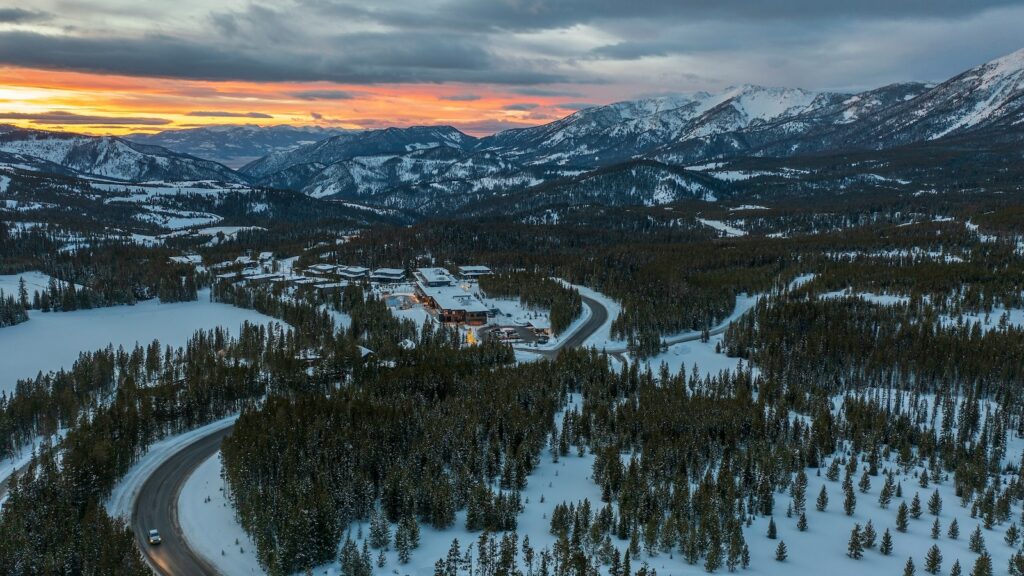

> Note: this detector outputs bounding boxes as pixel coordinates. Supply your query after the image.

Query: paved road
[514,295,609,360]
[134,425,234,575]
[133,294,613,575]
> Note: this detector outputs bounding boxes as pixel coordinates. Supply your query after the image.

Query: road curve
[133,295,612,575]
[134,425,234,575]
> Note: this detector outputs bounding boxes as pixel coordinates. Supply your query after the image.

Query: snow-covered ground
[0,289,279,394]
[479,296,553,330]
[0,270,83,297]
[819,289,911,307]
[178,451,264,576]
[698,218,747,237]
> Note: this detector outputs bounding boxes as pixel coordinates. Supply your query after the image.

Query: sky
[0,0,1022,136]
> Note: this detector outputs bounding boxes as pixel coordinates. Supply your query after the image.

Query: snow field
[0,289,280,394]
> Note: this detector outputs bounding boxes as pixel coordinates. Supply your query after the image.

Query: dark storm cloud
[0,111,171,125]
[290,90,357,100]
[439,94,482,101]
[0,8,50,23]
[0,30,568,85]
[187,111,274,118]
[4,0,1024,92]
[502,103,540,111]
[424,0,1024,31]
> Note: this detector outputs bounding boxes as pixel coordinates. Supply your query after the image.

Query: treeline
[0,287,28,327]
[1,230,200,307]
[480,273,583,335]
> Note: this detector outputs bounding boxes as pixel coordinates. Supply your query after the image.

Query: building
[414,267,456,287]
[458,265,493,280]
[306,263,338,278]
[338,266,369,280]
[415,281,490,326]
[370,268,406,283]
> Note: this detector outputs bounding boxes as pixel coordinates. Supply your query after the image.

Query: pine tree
[1009,551,1024,576]
[816,485,829,512]
[848,524,864,559]
[862,520,877,549]
[880,528,894,555]
[969,526,985,553]
[370,509,391,550]
[951,560,962,576]
[949,518,960,539]
[897,502,910,532]
[775,541,788,562]
[880,475,895,509]
[931,518,941,540]
[924,544,943,574]
[928,490,942,516]
[767,517,777,539]
[859,470,871,493]
[905,556,916,576]
[844,485,856,516]
[911,493,923,519]
[971,552,993,576]
[1005,523,1020,547]
[797,512,808,532]
[826,459,840,481]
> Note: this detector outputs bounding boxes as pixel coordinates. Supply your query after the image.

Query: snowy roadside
[105,414,238,521]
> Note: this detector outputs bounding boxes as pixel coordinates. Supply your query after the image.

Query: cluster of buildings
[204,253,497,327]
[413,267,492,326]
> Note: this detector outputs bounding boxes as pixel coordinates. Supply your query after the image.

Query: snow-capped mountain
[478,87,833,167]
[128,125,351,169]
[4,47,1024,215]
[240,126,475,185]
[0,125,244,183]
[832,47,1024,147]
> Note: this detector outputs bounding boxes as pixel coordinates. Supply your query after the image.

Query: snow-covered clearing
[0,289,279,394]
[698,218,747,237]
[818,290,911,307]
[0,270,82,297]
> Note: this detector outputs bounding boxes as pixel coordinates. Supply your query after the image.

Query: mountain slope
[0,125,244,183]
[128,125,350,169]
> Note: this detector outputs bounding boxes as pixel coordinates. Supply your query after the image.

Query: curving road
[133,425,234,575]
[132,294,614,575]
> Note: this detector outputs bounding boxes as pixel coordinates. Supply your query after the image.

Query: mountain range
[1,47,1022,217]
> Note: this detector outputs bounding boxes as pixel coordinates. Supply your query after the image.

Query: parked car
[148,529,162,545]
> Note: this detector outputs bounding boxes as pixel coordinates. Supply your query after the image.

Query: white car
[148,529,162,545]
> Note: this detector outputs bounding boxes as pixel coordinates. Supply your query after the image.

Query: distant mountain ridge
[128,125,352,169]
[0,125,243,183]
[3,47,1024,214]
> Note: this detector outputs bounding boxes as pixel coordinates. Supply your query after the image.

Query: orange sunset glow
[0,66,589,136]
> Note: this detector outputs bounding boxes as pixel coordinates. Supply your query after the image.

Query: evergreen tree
[924,544,943,574]
[905,557,916,576]
[970,552,993,576]
[767,517,777,539]
[1005,523,1020,547]
[969,526,985,553]
[862,520,877,549]
[948,518,960,539]
[843,485,856,516]
[951,560,962,576]
[816,485,829,512]
[931,518,941,540]
[797,512,808,532]
[880,528,894,555]
[775,541,788,562]
[911,493,923,519]
[928,490,942,516]
[897,502,910,532]
[847,524,864,559]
